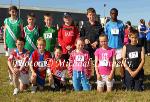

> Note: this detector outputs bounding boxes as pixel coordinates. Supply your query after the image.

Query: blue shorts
[36,71,45,86]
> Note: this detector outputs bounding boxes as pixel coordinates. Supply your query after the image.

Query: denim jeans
[73,70,91,91]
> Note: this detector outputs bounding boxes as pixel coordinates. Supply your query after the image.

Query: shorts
[19,72,30,85]
[97,75,114,88]
[115,48,122,60]
[53,76,66,91]
[5,48,15,56]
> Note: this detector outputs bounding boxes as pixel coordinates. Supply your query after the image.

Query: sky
[0,0,150,25]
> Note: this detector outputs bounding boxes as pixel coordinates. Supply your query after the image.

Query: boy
[122,30,145,91]
[24,13,39,54]
[47,46,67,91]
[40,13,58,57]
[104,8,125,83]
[4,5,23,84]
[58,12,79,61]
[8,37,30,95]
[80,7,103,59]
[30,37,51,93]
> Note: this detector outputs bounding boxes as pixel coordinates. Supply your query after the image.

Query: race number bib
[111,28,119,35]
[129,51,138,59]
[99,60,109,67]
[55,70,63,77]
[44,33,52,39]
[75,55,84,62]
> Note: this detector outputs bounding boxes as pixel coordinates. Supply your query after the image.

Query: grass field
[0,55,150,102]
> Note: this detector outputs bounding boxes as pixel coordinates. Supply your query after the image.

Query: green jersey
[40,26,57,52]
[4,17,23,48]
[24,26,39,53]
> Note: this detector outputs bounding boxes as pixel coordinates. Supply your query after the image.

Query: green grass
[0,55,150,102]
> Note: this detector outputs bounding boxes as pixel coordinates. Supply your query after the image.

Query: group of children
[3,5,145,95]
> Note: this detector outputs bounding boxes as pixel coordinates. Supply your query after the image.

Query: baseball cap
[63,12,72,18]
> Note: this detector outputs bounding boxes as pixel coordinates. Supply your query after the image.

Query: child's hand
[66,45,72,50]
[85,39,90,44]
[61,81,66,85]
[13,68,20,76]
[108,75,113,81]
[91,41,98,48]
[130,70,138,78]
[32,72,37,78]
[97,74,102,81]
[4,44,7,51]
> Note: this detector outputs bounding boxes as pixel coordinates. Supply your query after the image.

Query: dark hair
[110,8,118,14]
[44,13,52,18]
[87,8,96,14]
[27,12,36,18]
[17,37,25,43]
[140,19,145,24]
[9,5,18,11]
[75,37,85,44]
[129,29,139,37]
[55,46,62,51]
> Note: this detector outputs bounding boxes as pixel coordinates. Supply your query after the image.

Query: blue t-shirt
[146,27,150,41]
[138,24,147,38]
[104,20,124,49]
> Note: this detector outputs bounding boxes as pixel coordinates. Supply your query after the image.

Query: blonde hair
[37,37,46,45]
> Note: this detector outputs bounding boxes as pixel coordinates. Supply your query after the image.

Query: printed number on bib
[129,51,138,59]
[99,60,109,67]
[111,28,119,35]
[75,55,84,62]
[55,70,63,77]
[44,33,52,39]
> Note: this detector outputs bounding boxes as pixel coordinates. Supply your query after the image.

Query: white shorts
[115,48,122,60]
[19,72,30,85]
[97,75,114,88]
[5,48,15,56]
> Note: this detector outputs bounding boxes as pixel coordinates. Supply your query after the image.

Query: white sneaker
[31,86,37,93]
[51,84,55,89]
[13,88,19,95]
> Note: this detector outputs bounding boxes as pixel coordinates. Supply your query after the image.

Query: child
[8,37,30,95]
[40,13,58,57]
[24,13,39,54]
[122,30,145,91]
[3,5,23,84]
[30,37,51,93]
[104,8,125,84]
[146,20,150,56]
[68,38,91,91]
[47,46,67,91]
[80,8,103,59]
[58,12,79,61]
[95,34,116,92]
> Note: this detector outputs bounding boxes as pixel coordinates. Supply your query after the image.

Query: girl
[95,34,116,92]
[68,38,91,91]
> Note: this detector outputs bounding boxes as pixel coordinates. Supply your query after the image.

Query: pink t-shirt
[68,49,91,77]
[94,47,115,75]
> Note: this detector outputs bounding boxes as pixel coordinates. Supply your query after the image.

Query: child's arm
[108,53,116,81]
[29,61,36,76]
[95,56,101,80]
[3,24,7,50]
[132,47,145,77]
[122,45,132,73]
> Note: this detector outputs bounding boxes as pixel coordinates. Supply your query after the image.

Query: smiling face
[129,34,138,45]
[27,16,35,25]
[63,16,72,25]
[75,39,84,51]
[16,40,24,51]
[54,48,62,59]
[44,16,53,27]
[99,36,108,48]
[110,9,118,21]
[87,12,96,22]
[9,9,17,18]
[37,40,46,53]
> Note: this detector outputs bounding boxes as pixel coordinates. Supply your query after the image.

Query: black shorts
[53,76,66,91]
[124,69,144,91]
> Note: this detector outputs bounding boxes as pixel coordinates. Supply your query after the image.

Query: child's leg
[72,71,82,91]
[81,73,91,91]
[106,78,114,92]
[124,70,134,90]
[48,75,55,88]
[97,80,105,92]
[134,69,144,91]
[13,68,20,88]
[19,73,30,92]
